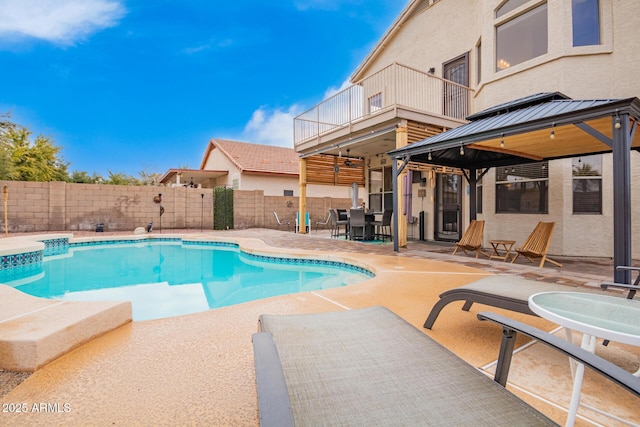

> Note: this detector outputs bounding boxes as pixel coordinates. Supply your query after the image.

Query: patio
[0,228,638,426]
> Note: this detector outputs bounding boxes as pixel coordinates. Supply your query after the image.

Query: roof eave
[350,0,422,82]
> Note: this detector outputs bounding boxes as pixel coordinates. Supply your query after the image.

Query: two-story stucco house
[294,0,639,260]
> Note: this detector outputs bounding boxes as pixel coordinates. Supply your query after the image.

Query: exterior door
[443,53,469,118]
[434,173,462,242]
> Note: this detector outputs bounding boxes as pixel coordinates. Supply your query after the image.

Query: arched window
[495,0,529,17]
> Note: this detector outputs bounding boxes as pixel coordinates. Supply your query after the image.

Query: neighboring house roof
[200,139,300,176]
[351,0,427,82]
[159,168,228,187]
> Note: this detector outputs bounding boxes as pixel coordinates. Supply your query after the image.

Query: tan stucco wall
[353,0,640,258]
[236,174,357,198]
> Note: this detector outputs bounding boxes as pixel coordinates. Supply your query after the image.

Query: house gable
[201,139,299,176]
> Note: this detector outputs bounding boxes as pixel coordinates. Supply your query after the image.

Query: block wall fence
[0,181,353,233]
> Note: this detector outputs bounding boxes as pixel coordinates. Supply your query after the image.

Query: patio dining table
[529,292,640,427]
[345,209,376,240]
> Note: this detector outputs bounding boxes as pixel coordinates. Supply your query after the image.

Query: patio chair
[511,221,561,268]
[452,219,485,258]
[370,209,392,241]
[295,212,311,234]
[273,212,291,232]
[253,306,640,426]
[315,212,331,232]
[329,209,348,239]
[423,275,605,329]
[348,208,365,241]
[601,266,640,299]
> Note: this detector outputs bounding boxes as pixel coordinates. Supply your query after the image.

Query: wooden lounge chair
[452,219,485,258]
[511,221,561,268]
[253,306,640,426]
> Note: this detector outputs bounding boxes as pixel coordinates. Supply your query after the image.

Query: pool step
[0,285,132,372]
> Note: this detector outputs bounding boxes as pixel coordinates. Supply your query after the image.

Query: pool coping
[0,233,381,372]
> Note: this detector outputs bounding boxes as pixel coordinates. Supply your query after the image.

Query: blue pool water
[4,240,373,321]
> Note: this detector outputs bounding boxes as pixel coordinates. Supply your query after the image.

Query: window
[368,93,382,113]
[496,3,548,71]
[369,167,393,212]
[283,190,294,197]
[232,178,239,190]
[572,0,600,46]
[572,155,602,214]
[496,0,530,17]
[443,53,469,118]
[496,162,548,213]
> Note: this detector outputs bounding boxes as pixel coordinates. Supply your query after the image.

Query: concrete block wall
[0,181,353,233]
[0,181,215,233]
[261,194,353,231]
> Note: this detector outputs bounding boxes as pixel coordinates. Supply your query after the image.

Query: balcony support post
[396,123,408,248]
[298,158,307,234]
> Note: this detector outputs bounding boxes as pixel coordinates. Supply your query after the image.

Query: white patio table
[528,292,640,427]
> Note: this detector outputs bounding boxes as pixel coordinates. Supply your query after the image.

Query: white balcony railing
[294,63,472,146]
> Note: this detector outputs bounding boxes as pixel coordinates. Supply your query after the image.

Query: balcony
[294,62,473,148]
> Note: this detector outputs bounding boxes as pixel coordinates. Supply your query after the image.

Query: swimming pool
[2,239,374,321]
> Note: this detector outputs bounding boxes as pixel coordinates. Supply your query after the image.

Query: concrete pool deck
[0,229,638,426]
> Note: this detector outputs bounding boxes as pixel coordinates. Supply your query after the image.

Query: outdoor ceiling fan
[343,149,364,168]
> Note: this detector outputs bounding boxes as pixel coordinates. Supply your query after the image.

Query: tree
[0,113,18,180]
[105,171,140,186]
[138,169,163,186]
[69,171,104,183]
[0,111,167,185]
[8,126,69,181]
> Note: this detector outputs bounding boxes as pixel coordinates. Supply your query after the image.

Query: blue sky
[0,0,406,177]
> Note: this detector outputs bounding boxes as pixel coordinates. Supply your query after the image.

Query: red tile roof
[201,139,299,176]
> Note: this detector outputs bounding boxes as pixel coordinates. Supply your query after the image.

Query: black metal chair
[329,209,348,239]
[371,209,392,241]
[349,208,366,241]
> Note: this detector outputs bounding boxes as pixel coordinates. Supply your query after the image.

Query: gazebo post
[468,168,477,222]
[612,113,634,284]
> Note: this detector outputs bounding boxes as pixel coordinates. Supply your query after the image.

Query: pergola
[387,93,640,283]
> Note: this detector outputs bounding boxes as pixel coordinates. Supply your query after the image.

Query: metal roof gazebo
[387,92,640,283]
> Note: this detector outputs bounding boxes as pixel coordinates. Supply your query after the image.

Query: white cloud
[0,0,126,45]
[323,78,352,100]
[242,105,303,147]
[240,77,354,147]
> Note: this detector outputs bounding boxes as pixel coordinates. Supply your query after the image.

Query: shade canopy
[387,92,640,283]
